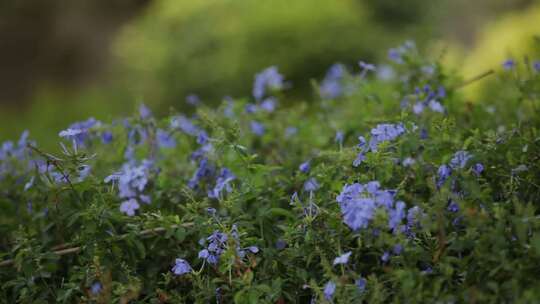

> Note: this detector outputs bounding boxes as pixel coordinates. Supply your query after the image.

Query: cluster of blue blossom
[404,85,446,115]
[252,66,285,101]
[173,225,259,276]
[353,123,406,167]
[198,225,259,266]
[336,181,409,232]
[387,40,416,64]
[105,160,154,216]
[170,114,210,158]
[101,108,161,216]
[247,66,286,136]
[436,150,483,189]
[318,61,376,100]
[319,63,347,99]
[187,156,236,200]
[58,117,102,147]
[0,131,31,180]
[169,113,236,199]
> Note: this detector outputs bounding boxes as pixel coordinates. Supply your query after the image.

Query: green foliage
[1,43,540,303]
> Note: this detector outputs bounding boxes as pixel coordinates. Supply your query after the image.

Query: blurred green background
[1,0,539,149]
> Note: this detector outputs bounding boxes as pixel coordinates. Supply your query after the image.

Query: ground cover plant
[1,42,540,303]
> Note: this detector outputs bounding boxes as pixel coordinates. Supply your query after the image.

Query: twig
[0,223,193,268]
[453,69,495,90]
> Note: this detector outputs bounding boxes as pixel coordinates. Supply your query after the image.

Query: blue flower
[188,158,215,189]
[59,128,84,139]
[24,177,35,191]
[333,251,352,265]
[101,131,113,144]
[198,249,209,259]
[199,231,230,265]
[388,201,406,230]
[320,80,342,99]
[353,152,366,167]
[285,126,298,138]
[357,136,366,148]
[352,124,406,167]
[472,163,484,176]
[388,48,403,63]
[421,65,435,75]
[1,131,30,163]
[191,143,213,161]
[393,244,403,255]
[186,94,201,106]
[369,123,406,151]
[253,66,285,100]
[341,197,376,231]
[450,150,472,169]
[303,178,320,192]
[120,198,140,216]
[139,104,152,119]
[447,200,459,213]
[381,251,390,263]
[172,258,192,276]
[63,118,100,145]
[320,63,346,99]
[325,63,346,80]
[171,115,201,136]
[260,97,277,112]
[275,239,287,250]
[323,281,336,301]
[223,97,235,117]
[126,125,148,146]
[502,59,516,70]
[356,277,367,293]
[245,103,259,113]
[139,194,151,204]
[420,128,428,140]
[533,61,540,72]
[250,121,265,136]
[436,164,452,188]
[156,129,176,148]
[366,181,380,194]
[90,282,102,295]
[335,131,344,146]
[336,183,363,204]
[359,61,376,78]
[413,102,425,114]
[337,182,404,231]
[197,131,209,145]
[406,206,422,228]
[77,165,91,182]
[437,86,446,98]
[247,246,259,253]
[402,157,415,167]
[206,207,217,216]
[208,168,235,199]
[358,61,376,72]
[299,161,310,173]
[428,100,444,113]
[114,162,151,198]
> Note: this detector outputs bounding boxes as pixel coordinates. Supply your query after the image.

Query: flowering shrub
[1,42,540,303]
